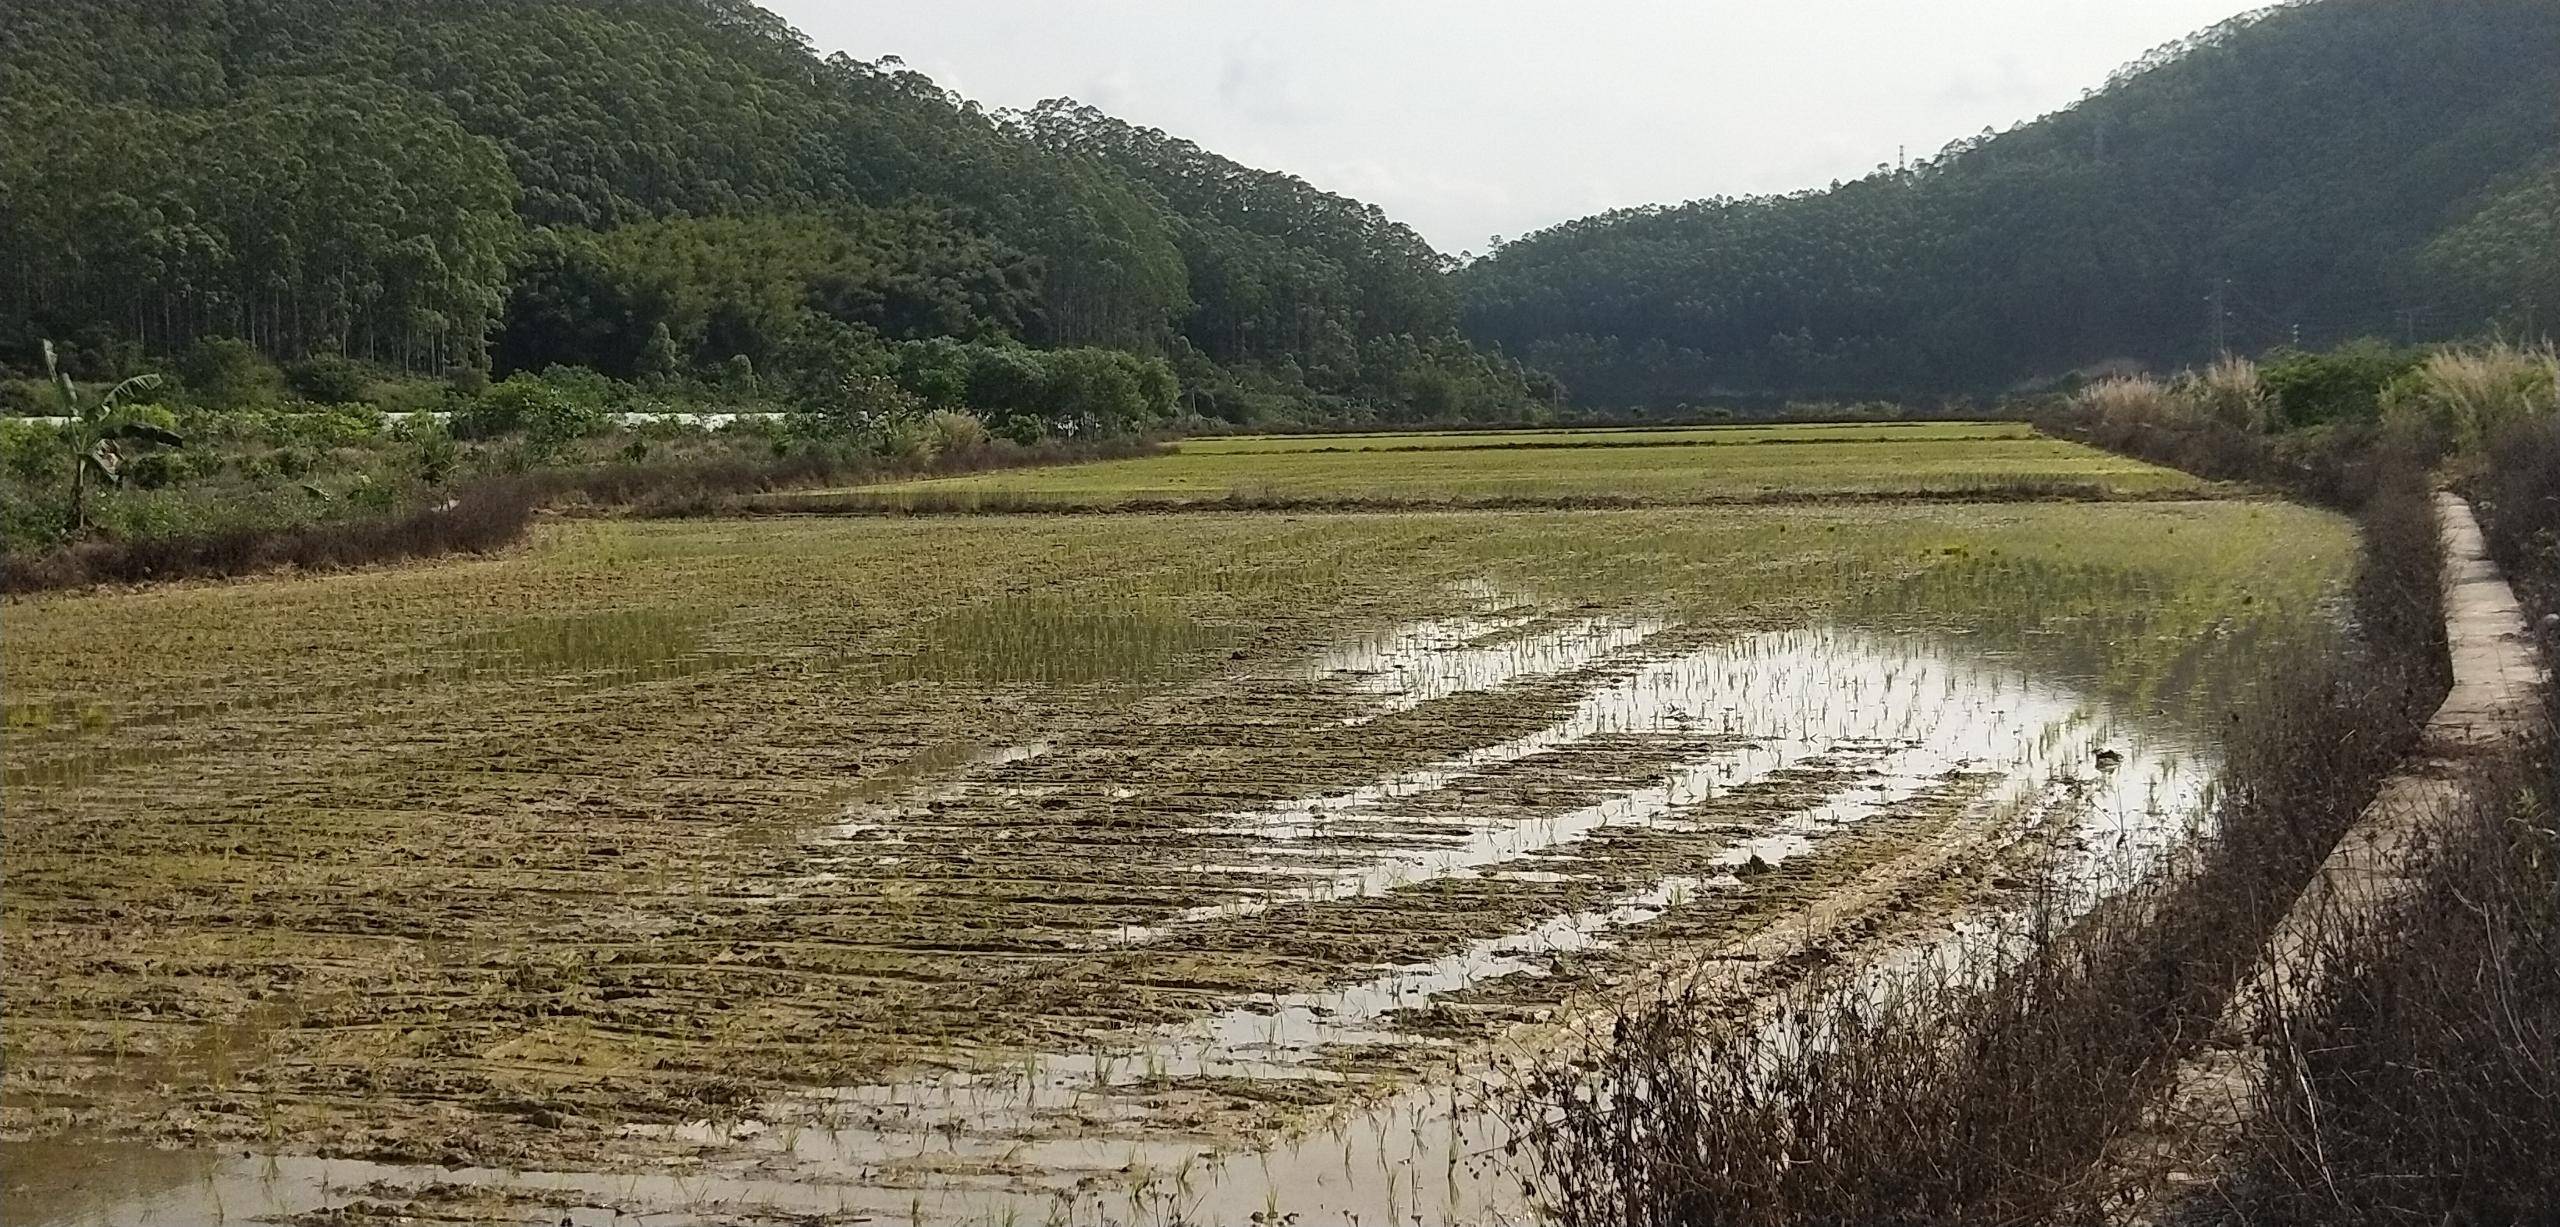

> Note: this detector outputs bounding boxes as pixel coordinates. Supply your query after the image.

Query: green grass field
[803,423,2207,511]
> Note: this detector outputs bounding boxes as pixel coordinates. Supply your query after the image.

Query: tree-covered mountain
[1459,0,2560,405]
[0,0,1552,423]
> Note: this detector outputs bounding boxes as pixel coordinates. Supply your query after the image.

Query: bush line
[0,437,1155,595]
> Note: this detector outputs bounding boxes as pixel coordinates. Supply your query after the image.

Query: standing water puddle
[1309,611,1668,724]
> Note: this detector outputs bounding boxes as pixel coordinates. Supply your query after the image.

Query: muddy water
[9,596,2218,1227]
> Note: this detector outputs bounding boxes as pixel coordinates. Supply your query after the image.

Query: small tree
[284,354,374,404]
[177,336,285,409]
[45,340,181,533]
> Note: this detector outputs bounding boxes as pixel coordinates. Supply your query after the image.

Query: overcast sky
[769,2,2265,254]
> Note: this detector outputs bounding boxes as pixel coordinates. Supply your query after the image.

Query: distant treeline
[1460,0,2560,403]
[7,0,2554,428]
[0,0,1557,429]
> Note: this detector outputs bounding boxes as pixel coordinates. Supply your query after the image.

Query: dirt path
[2108,492,2546,1218]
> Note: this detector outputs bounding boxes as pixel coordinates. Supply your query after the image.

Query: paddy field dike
[1,423,2357,1225]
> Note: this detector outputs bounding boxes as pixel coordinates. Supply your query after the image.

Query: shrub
[945,343,1179,435]
[0,489,67,553]
[869,417,937,467]
[177,337,285,409]
[533,364,622,410]
[391,415,461,486]
[989,412,1047,446]
[284,354,374,404]
[924,410,991,457]
[2261,340,2423,427]
[1,379,49,417]
[1042,346,1178,433]
[368,378,451,417]
[961,345,1049,417]
[2471,415,2560,627]
[2073,374,2188,428]
[454,375,609,445]
[630,413,709,442]
[2232,749,2559,1227]
[838,373,926,427]
[895,337,972,409]
[122,449,224,490]
[0,418,62,482]
[269,404,388,449]
[1,477,545,593]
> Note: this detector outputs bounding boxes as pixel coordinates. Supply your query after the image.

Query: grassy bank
[0,427,1153,595]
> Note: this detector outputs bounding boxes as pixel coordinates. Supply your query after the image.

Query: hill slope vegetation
[1459,0,2560,404]
[0,0,1553,424]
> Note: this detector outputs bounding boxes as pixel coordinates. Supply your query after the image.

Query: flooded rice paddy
[2,501,2351,1225]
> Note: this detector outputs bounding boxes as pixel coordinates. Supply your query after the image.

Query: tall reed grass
[2384,340,2559,455]
[2042,369,2405,509]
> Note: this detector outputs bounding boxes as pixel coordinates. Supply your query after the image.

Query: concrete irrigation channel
[2113,492,2549,1216]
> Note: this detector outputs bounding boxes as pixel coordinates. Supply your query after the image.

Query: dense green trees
[16,0,2542,418]
[494,211,1045,392]
[1,81,521,375]
[880,340,1179,440]
[1000,102,1561,421]
[1460,0,2560,403]
[0,0,1550,424]
[2423,158,2560,339]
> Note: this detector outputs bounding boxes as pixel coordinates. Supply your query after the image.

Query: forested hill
[0,0,1554,423]
[1459,0,2560,405]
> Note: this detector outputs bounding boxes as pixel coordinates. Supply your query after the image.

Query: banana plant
[44,339,180,534]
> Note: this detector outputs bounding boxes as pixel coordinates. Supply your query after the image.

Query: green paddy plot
[1171,420,2039,454]
[798,423,2208,511]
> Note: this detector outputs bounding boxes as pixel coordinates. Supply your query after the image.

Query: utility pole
[2207,280,2230,356]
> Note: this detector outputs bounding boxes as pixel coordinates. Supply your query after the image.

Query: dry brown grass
[2220,742,2559,1226]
